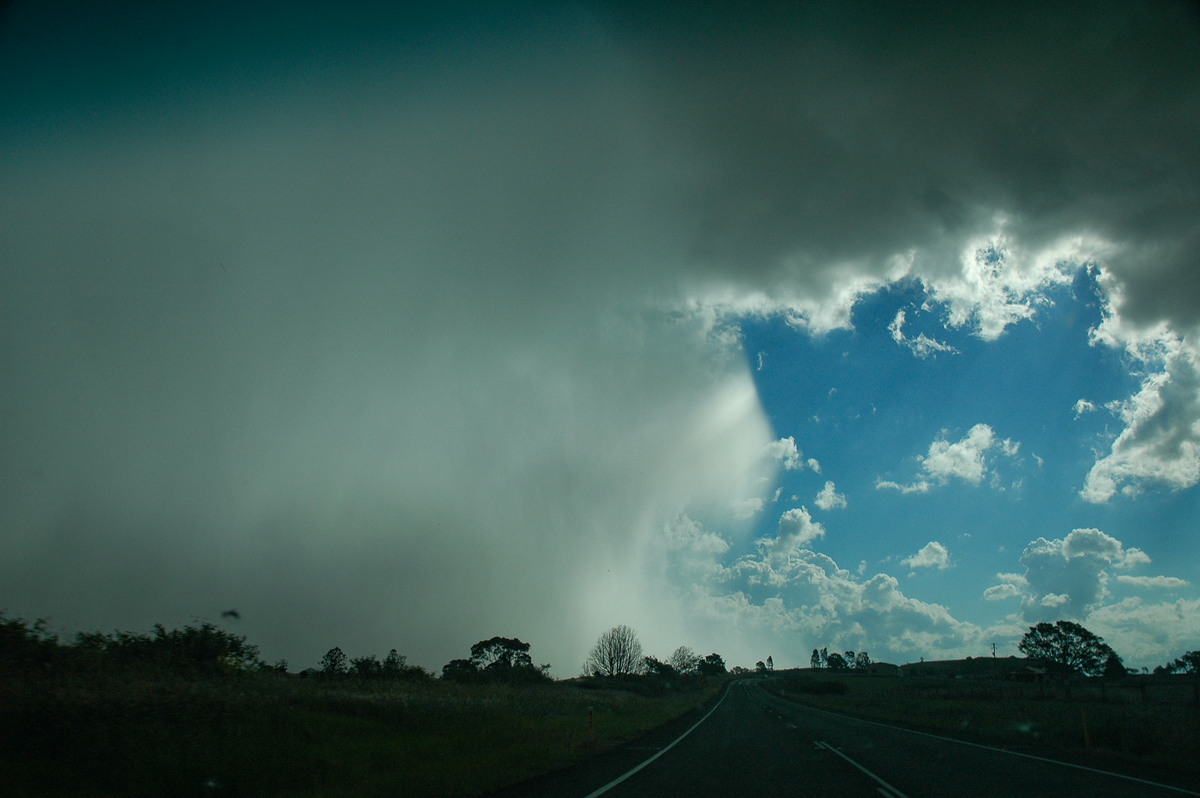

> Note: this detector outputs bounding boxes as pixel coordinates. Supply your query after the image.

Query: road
[491,679,1200,797]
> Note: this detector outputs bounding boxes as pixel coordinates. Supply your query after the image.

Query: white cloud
[814,481,847,511]
[902,541,950,571]
[924,424,994,483]
[1116,575,1189,589]
[1073,399,1097,418]
[1081,339,1200,502]
[987,528,1152,622]
[983,582,1023,601]
[764,507,826,557]
[929,236,1076,341]
[888,309,959,358]
[879,424,1018,493]
[1087,597,1200,670]
[875,478,931,494]
[764,437,805,471]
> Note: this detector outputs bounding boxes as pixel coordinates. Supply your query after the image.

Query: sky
[2,1,1198,674]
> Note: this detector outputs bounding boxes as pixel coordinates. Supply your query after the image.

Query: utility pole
[992,642,996,659]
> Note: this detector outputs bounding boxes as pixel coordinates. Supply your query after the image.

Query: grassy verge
[1,670,720,796]
[761,670,1200,780]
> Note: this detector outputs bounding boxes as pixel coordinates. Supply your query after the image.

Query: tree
[820,647,828,668]
[755,660,767,674]
[1017,621,1117,677]
[382,649,405,676]
[350,654,381,678]
[584,625,643,677]
[766,655,774,671]
[669,646,700,675]
[826,652,848,670]
[319,646,347,675]
[642,656,677,678]
[698,652,726,675]
[854,651,871,670]
[810,649,821,669]
[470,637,533,672]
[1102,651,1127,677]
[1158,650,1200,674]
[441,657,477,682]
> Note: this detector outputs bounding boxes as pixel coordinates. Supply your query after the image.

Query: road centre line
[581,682,732,798]
[767,687,1200,796]
[814,740,909,798]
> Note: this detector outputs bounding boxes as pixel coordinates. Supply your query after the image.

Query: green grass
[763,670,1200,780]
[0,670,720,796]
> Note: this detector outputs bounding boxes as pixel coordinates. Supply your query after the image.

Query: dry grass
[0,671,720,796]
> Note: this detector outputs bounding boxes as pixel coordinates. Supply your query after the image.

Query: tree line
[809,647,872,670]
[3,612,1195,683]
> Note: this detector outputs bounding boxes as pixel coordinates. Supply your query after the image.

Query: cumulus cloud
[814,481,847,511]
[985,528,1151,621]
[902,541,950,571]
[1087,597,1200,669]
[1081,339,1200,502]
[764,437,806,471]
[878,424,1018,493]
[708,548,983,663]
[763,507,826,557]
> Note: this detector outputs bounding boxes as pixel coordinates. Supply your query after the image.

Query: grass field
[1,670,721,796]
[762,669,1200,781]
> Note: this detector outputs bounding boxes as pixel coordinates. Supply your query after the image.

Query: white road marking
[814,740,909,798]
[581,682,732,798]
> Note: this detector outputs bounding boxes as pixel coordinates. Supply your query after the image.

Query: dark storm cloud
[598,1,1200,330]
[2,0,1197,670]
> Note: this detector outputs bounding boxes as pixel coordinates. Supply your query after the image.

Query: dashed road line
[814,740,908,798]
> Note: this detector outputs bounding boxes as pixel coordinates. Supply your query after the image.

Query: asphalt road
[491,679,1200,798]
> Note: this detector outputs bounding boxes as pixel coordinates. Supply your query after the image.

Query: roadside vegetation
[0,615,724,796]
[767,623,1200,782]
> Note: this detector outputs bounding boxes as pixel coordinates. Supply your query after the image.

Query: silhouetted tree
[0,614,61,671]
[584,625,644,677]
[698,652,726,675]
[755,660,767,674]
[1157,650,1200,674]
[1018,621,1117,677]
[320,646,348,675]
[670,646,700,675]
[73,621,262,674]
[1102,651,1127,677]
[642,656,677,679]
[820,647,828,668]
[441,658,477,681]
[826,652,848,670]
[766,655,774,671]
[810,649,821,669]
[854,651,871,670]
[471,637,533,671]
[351,654,382,678]
[382,649,405,676]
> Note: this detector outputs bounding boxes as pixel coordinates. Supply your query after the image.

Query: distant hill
[900,655,1049,679]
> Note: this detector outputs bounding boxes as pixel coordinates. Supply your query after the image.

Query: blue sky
[713,264,1200,664]
[2,1,1197,673]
